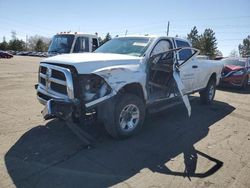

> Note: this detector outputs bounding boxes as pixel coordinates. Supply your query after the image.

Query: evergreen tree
[187,27,218,59]
[8,39,26,51]
[238,35,250,57]
[35,39,48,52]
[0,37,8,50]
[187,26,200,49]
[199,29,217,58]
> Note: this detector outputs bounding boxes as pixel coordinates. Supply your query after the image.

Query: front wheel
[104,94,145,139]
[200,79,216,105]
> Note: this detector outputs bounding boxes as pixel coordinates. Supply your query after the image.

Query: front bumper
[42,99,75,120]
[219,75,245,87]
[37,84,70,105]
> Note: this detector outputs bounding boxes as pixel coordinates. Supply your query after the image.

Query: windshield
[48,34,74,54]
[222,59,246,67]
[94,37,151,57]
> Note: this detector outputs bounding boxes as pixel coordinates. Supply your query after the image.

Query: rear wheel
[200,79,216,105]
[104,93,145,139]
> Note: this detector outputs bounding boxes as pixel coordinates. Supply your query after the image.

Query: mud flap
[42,99,75,120]
[173,70,191,117]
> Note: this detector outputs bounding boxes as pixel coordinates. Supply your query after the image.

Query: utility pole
[166,21,170,36]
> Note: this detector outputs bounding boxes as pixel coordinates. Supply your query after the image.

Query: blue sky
[0,0,249,56]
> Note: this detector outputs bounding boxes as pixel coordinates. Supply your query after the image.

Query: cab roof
[116,35,189,41]
[56,32,97,38]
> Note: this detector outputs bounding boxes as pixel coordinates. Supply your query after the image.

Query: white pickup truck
[36,36,223,139]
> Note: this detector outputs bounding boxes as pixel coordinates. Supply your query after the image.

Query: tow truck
[48,32,99,56]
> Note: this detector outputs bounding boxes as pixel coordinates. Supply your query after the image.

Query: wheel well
[210,73,217,82]
[119,83,145,103]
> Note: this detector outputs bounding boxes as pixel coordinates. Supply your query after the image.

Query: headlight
[79,74,111,102]
[232,70,244,76]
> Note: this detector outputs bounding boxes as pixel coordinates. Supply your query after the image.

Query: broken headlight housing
[79,74,112,103]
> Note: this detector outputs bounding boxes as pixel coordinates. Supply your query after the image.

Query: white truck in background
[48,32,99,56]
[37,35,223,139]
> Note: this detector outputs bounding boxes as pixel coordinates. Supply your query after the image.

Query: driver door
[175,39,199,93]
[147,39,180,101]
[147,39,195,116]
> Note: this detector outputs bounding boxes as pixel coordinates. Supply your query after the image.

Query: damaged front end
[37,63,113,122]
[78,74,112,108]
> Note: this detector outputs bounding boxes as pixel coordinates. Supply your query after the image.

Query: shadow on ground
[5,99,235,188]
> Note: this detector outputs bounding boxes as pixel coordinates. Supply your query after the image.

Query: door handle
[192,65,198,69]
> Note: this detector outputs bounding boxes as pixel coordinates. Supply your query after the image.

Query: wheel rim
[119,104,140,132]
[208,84,215,101]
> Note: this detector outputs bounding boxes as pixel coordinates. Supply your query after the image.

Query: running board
[148,96,195,114]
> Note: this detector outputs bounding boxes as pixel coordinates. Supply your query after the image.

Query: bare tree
[27,35,50,51]
[11,30,17,40]
[229,49,239,58]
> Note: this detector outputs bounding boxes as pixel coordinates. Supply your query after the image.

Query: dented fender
[92,64,148,99]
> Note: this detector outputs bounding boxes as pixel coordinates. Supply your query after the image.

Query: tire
[200,79,216,105]
[241,76,249,90]
[104,93,145,139]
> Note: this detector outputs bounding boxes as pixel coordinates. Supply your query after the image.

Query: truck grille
[37,63,74,103]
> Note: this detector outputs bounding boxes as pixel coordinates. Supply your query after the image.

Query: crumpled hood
[223,65,243,72]
[42,53,142,74]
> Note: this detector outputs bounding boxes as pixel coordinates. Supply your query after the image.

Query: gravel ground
[0,56,250,188]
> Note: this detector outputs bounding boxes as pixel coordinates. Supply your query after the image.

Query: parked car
[7,50,17,55]
[220,58,250,89]
[0,51,13,59]
[16,51,31,56]
[36,36,223,139]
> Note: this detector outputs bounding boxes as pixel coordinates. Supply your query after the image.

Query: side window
[92,38,98,51]
[73,37,89,53]
[151,40,172,56]
[176,40,192,61]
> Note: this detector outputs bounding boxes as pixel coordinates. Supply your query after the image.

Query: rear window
[176,40,192,61]
[73,37,89,53]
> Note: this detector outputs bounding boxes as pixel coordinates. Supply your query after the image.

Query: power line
[2,14,246,35]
